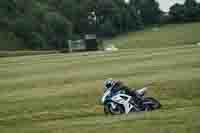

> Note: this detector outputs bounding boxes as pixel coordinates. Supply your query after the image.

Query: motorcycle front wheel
[104,102,125,115]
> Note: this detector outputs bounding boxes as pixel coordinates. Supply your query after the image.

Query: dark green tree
[169,3,186,22]
[138,0,162,25]
[185,0,198,7]
[41,12,72,49]
[184,0,199,21]
[169,0,200,22]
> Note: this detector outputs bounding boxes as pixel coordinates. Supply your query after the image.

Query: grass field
[1,23,200,133]
[105,22,200,49]
[0,51,58,58]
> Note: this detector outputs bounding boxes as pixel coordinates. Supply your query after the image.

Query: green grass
[1,23,200,133]
[0,51,58,58]
[105,22,200,49]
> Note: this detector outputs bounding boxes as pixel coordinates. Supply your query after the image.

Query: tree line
[169,0,200,22]
[0,0,200,50]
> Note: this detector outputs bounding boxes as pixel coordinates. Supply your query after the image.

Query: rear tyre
[142,97,161,111]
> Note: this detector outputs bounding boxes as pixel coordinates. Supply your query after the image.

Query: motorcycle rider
[104,78,142,105]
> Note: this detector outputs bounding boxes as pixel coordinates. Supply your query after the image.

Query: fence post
[68,40,73,52]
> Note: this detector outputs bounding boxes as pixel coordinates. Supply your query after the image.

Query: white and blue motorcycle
[101,87,161,115]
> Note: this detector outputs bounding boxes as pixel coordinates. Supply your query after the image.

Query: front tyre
[104,102,125,115]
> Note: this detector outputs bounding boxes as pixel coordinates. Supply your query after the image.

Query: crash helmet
[104,78,116,91]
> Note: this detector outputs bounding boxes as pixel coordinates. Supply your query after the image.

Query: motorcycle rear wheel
[142,97,162,111]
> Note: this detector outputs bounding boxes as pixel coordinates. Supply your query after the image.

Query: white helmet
[104,78,116,91]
